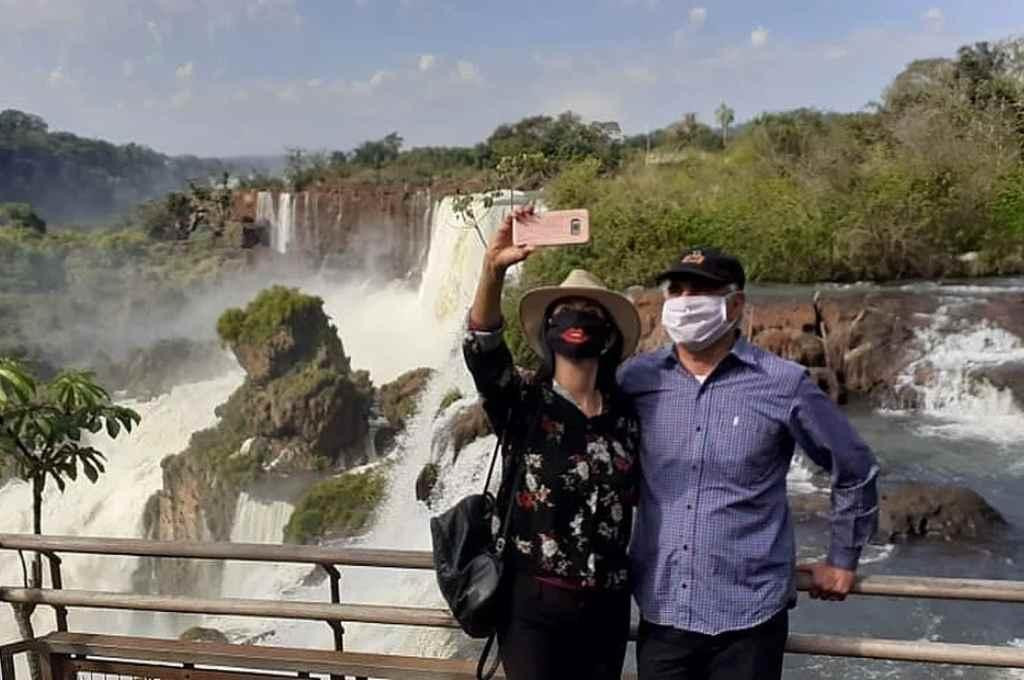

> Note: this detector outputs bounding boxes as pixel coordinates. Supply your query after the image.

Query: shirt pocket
[709,410,781,487]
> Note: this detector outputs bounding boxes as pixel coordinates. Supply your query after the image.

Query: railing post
[321,564,350,680]
[42,552,68,632]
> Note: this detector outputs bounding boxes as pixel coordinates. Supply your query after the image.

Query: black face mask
[545,309,613,360]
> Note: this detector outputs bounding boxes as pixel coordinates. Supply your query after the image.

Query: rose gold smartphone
[512,209,590,247]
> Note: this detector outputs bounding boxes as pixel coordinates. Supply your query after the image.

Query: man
[618,247,880,680]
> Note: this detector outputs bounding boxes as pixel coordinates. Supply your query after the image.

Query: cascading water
[255,191,275,229]
[275,192,295,255]
[219,493,306,602]
[893,302,1024,445]
[0,372,242,664]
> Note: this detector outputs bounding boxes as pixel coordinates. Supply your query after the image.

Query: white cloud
[175,61,194,80]
[247,0,302,26]
[922,7,944,33]
[122,60,136,78]
[146,20,163,48]
[306,78,323,88]
[824,46,849,61]
[276,84,300,102]
[751,26,769,47]
[47,66,66,86]
[418,54,436,72]
[170,89,192,109]
[623,66,657,85]
[455,59,482,83]
[534,52,574,72]
[548,90,623,122]
[369,69,392,87]
[689,7,707,29]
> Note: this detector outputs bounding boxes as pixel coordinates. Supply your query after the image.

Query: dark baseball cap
[655,247,746,289]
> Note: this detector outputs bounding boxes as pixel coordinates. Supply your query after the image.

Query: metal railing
[1,533,1023,673]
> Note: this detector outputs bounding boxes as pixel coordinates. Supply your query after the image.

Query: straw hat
[519,269,641,361]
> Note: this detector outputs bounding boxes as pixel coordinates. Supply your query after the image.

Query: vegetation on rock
[377,367,435,431]
[436,388,463,416]
[283,469,388,544]
[218,286,332,350]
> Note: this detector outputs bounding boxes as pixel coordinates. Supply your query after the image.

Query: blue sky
[2,0,1023,156]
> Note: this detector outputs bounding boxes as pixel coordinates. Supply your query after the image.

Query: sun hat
[519,269,641,361]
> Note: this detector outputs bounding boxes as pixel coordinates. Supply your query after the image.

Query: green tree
[715,102,736,146]
[0,203,46,234]
[0,359,139,679]
[351,132,404,182]
[0,358,140,575]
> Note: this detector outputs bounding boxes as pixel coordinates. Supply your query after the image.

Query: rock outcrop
[877,482,1007,542]
[970,361,1024,409]
[790,482,1006,543]
[232,186,440,278]
[138,286,376,593]
[375,367,435,452]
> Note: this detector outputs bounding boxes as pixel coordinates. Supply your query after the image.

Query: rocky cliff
[138,286,376,594]
[232,185,435,279]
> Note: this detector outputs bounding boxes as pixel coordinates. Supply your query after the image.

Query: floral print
[463,327,641,590]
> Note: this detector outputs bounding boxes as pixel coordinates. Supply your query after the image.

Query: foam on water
[891,305,1024,446]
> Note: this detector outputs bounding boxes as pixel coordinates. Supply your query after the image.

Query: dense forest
[0,109,229,224]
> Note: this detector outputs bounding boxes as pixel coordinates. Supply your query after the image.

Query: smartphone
[512,209,590,247]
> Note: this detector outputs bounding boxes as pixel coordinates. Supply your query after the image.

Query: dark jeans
[496,572,631,680]
[637,610,789,680]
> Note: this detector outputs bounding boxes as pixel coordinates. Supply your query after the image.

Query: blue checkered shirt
[618,338,879,635]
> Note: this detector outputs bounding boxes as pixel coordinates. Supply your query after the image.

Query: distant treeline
[0,110,229,224]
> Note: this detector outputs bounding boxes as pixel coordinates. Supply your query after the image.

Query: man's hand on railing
[797,562,856,601]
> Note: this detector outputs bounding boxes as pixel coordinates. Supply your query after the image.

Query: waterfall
[220,493,306,602]
[230,493,294,544]
[255,191,275,228]
[200,193,519,654]
[0,371,243,645]
[274,193,295,254]
[893,303,1024,445]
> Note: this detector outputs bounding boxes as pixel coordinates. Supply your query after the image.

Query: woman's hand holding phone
[486,205,537,276]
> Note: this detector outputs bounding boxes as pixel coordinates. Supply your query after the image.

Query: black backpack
[430,426,522,679]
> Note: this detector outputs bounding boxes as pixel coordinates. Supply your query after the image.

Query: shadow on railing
[0,533,1023,678]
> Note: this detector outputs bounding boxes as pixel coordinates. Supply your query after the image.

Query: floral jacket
[463,327,641,590]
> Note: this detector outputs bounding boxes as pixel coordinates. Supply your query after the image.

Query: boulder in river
[877,482,1007,542]
[969,360,1024,409]
[791,482,1007,543]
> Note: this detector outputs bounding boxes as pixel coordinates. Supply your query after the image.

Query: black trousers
[636,610,789,680]
[496,572,631,680]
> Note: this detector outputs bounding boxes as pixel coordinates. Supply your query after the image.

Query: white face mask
[661,292,738,351]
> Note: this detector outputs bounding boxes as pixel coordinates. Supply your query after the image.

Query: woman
[464,205,642,680]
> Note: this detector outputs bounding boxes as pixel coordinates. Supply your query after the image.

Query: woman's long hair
[532,301,624,395]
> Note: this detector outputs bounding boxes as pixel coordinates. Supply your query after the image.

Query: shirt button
[686,504,693,510]
[691,464,697,470]
[682,583,688,589]
[696,426,701,431]
[683,545,689,551]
